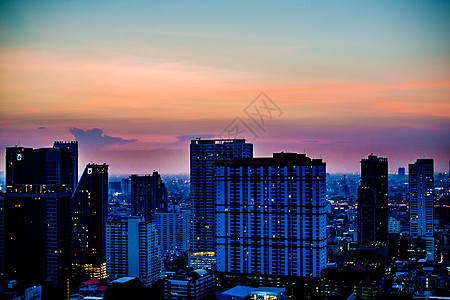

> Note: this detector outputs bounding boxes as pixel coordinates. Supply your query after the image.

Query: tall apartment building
[131,171,167,221]
[72,163,108,280]
[409,159,434,261]
[106,216,163,286]
[154,209,190,256]
[2,142,77,285]
[357,155,388,247]
[216,152,326,277]
[190,139,253,253]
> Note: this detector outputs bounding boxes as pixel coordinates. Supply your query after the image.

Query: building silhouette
[216,152,326,277]
[409,159,434,261]
[357,155,388,248]
[190,139,253,253]
[71,163,108,281]
[2,142,77,289]
[106,216,163,286]
[131,171,167,221]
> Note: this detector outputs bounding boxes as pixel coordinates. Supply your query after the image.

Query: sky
[0,0,449,175]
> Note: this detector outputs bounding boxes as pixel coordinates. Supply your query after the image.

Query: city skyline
[1,0,449,175]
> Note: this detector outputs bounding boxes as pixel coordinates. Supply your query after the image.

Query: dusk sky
[0,0,449,175]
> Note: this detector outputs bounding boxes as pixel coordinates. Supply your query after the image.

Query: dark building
[71,163,108,281]
[357,154,388,248]
[131,171,167,221]
[1,142,77,289]
[190,139,253,253]
[398,167,405,179]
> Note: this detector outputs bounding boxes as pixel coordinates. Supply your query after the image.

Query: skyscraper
[216,153,326,277]
[72,163,108,280]
[2,142,77,287]
[409,159,434,261]
[131,171,167,221]
[357,155,388,247]
[190,139,253,253]
[106,216,163,286]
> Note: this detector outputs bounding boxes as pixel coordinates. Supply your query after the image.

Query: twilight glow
[0,0,449,174]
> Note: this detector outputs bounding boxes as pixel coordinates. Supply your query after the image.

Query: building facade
[409,159,434,261]
[2,142,77,284]
[154,210,190,256]
[190,139,253,253]
[72,164,108,280]
[164,269,215,300]
[106,216,163,286]
[216,152,326,277]
[131,171,167,221]
[357,155,388,247]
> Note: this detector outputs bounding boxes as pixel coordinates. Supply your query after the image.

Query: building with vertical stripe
[190,139,253,253]
[106,216,163,286]
[215,152,326,277]
[409,159,434,261]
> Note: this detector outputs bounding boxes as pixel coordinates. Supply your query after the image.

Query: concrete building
[216,152,326,277]
[106,216,163,286]
[164,269,215,300]
[154,209,190,256]
[190,139,253,253]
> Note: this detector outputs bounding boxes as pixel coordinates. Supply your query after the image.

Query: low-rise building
[164,269,215,300]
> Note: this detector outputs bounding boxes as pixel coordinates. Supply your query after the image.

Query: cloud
[176,134,218,143]
[70,128,137,149]
[38,126,46,130]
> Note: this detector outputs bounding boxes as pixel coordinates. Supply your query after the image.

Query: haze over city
[0,0,449,174]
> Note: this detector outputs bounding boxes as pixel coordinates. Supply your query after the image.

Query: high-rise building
[216,152,326,277]
[357,155,388,247]
[53,141,79,191]
[409,159,434,261]
[72,163,108,280]
[2,142,77,286]
[154,209,190,256]
[106,216,163,286]
[190,139,253,253]
[131,171,167,221]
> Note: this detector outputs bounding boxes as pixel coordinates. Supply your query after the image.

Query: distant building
[190,139,253,253]
[398,167,406,179]
[409,159,434,261]
[2,142,77,286]
[388,217,401,234]
[154,210,190,256]
[164,269,215,300]
[72,164,108,280]
[188,252,216,271]
[216,152,326,277]
[131,171,167,221]
[121,177,131,195]
[106,216,163,286]
[357,155,388,247]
